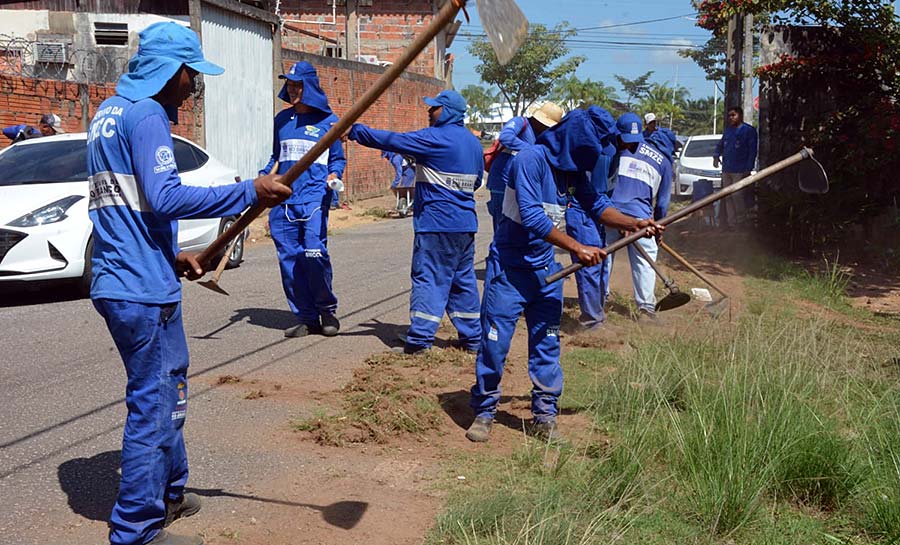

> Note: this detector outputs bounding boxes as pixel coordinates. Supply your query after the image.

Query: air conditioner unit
[34,42,66,63]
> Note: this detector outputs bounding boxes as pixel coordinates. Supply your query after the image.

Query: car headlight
[680,166,720,178]
[7,195,84,227]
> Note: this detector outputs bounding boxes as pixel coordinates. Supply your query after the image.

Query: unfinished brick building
[275,0,458,83]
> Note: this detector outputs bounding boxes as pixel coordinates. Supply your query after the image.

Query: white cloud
[651,39,694,64]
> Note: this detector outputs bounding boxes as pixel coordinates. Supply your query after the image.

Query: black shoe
[164,493,201,527]
[390,343,429,355]
[529,419,562,442]
[465,416,493,442]
[284,323,322,338]
[450,339,479,355]
[147,530,204,545]
[321,314,340,337]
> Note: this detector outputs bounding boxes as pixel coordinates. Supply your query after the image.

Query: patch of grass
[360,206,391,219]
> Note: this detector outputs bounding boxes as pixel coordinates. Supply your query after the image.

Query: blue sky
[449,0,720,101]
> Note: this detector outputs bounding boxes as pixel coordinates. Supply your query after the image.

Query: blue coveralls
[471,107,619,422]
[486,116,536,231]
[86,22,258,545]
[349,93,483,351]
[564,153,615,329]
[608,129,674,313]
[261,62,346,328]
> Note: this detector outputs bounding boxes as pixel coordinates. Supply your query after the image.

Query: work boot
[321,313,340,337]
[637,309,664,326]
[390,343,429,356]
[284,323,322,338]
[164,493,202,527]
[529,419,562,443]
[450,339,479,355]
[465,416,493,442]
[147,529,203,545]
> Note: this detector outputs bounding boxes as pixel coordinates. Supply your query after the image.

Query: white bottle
[327,178,345,192]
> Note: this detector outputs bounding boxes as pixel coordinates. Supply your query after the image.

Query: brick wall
[0,74,200,150]
[281,49,445,199]
[279,0,439,77]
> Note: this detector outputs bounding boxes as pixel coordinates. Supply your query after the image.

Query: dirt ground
[170,195,899,545]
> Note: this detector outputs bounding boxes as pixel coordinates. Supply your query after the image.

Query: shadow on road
[193,307,297,339]
[337,319,406,347]
[58,450,120,521]
[0,284,84,308]
[57,450,369,530]
[188,488,368,530]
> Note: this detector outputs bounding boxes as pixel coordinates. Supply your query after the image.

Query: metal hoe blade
[656,290,691,312]
[798,155,829,195]
[476,0,529,65]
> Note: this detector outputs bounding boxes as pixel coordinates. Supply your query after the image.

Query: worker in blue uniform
[3,112,65,142]
[466,107,663,443]
[607,113,673,321]
[260,61,347,338]
[486,102,563,231]
[87,22,291,545]
[564,150,615,330]
[348,90,483,354]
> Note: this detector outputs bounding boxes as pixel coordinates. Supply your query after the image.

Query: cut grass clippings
[294,348,474,446]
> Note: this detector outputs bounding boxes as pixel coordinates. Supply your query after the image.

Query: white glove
[327,178,345,192]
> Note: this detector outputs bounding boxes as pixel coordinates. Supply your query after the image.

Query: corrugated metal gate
[201,4,273,180]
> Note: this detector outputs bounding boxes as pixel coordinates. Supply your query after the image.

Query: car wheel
[77,237,93,297]
[218,217,246,269]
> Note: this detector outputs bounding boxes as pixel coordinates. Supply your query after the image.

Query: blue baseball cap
[616,112,645,144]
[116,22,224,102]
[423,90,467,114]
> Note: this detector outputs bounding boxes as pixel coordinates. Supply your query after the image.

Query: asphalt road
[0,203,494,545]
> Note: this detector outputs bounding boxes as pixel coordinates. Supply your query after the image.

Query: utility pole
[742,13,755,124]
[345,0,359,62]
[713,82,718,134]
[725,13,743,112]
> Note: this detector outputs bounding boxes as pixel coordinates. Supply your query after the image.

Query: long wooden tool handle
[632,241,674,289]
[196,1,464,266]
[658,240,728,297]
[209,235,240,283]
[545,148,813,284]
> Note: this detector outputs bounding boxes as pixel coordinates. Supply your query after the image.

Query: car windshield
[0,139,88,185]
[682,139,719,159]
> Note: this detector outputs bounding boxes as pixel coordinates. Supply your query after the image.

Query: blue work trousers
[606,229,658,313]
[407,232,481,351]
[565,205,609,328]
[93,299,190,545]
[470,256,564,422]
[269,203,338,325]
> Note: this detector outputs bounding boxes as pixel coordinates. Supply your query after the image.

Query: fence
[0,33,130,83]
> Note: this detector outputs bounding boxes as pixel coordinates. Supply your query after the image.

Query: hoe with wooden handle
[545,147,830,285]
[194,0,529,293]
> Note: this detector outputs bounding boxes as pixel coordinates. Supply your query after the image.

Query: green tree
[460,84,497,130]
[638,82,690,130]
[679,96,724,136]
[550,75,620,113]
[614,71,654,109]
[468,23,584,116]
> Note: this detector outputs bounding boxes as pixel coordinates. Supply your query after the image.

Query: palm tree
[550,76,620,112]
[460,84,498,130]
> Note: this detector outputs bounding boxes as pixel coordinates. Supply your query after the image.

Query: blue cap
[277,62,332,113]
[616,112,644,144]
[423,90,467,114]
[116,22,223,102]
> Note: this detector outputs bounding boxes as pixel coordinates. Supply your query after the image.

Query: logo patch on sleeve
[154,145,176,174]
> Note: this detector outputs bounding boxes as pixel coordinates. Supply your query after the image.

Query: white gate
[201,5,273,180]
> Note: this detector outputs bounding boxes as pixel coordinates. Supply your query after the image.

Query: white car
[673,134,722,197]
[0,132,249,295]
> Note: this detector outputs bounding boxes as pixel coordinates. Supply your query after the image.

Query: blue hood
[536,106,619,175]
[424,90,467,127]
[278,62,332,114]
[117,22,223,103]
[647,127,677,160]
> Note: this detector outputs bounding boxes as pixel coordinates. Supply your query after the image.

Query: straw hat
[532,102,564,128]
